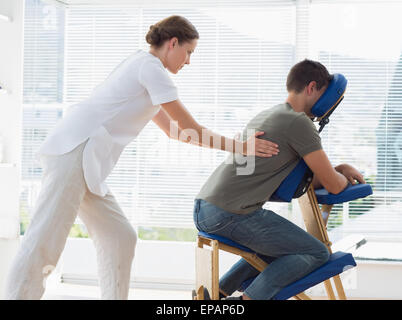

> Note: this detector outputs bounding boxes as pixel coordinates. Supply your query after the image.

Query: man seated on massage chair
[193,59,366,300]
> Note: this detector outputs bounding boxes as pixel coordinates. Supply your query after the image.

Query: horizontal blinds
[23,0,64,104]
[309,1,402,240]
[52,0,294,8]
[21,0,66,229]
[22,0,402,240]
[63,4,295,228]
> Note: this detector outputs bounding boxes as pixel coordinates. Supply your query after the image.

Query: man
[193,59,366,300]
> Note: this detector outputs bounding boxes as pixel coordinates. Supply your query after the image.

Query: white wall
[60,238,402,299]
[0,0,24,299]
[60,238,240,290]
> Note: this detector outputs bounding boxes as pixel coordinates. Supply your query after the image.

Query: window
[308,1,402,241]
[21,0,402,243]
[22,0,296,239]
[21,0,66,233]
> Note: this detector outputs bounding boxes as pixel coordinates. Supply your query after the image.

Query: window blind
[308,0,402,240]
[21,0,65,230]
[63,2,295,228]
[21,0,402,241]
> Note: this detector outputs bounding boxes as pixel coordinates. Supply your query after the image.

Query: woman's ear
[168,37,178,49]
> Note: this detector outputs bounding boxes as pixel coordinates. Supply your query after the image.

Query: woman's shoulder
[140,51,165,70]
[110,50,164,81]
[119,50,158,69]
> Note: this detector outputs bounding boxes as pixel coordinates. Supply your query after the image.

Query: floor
[31,279,380,300]
[42,278,192,300]
[39,272,382,300]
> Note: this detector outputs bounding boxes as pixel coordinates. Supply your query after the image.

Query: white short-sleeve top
[37,50,178,196]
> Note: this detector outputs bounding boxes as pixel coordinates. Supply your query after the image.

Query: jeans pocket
[229,209,267,246]
[197,201,233,234]
[199,215,233,234]
[230,219,254,246]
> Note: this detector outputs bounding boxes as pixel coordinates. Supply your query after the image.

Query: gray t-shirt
[196,103,322,214]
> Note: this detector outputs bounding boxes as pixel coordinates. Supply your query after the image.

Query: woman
[5,15,278,300]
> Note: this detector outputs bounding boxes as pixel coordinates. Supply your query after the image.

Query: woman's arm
[157,99,279,157]
[152,108,180,138]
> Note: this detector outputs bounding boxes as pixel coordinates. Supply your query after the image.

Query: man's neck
[286,92,313,118]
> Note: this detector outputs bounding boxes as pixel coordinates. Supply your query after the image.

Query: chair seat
[198,231,356,300]
[241,251,356,300]
[315,183,373,205]
[198,231,255,253]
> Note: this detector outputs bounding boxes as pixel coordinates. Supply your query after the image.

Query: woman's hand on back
[243,131,279,157]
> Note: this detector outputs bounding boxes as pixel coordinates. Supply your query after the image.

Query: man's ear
[306,81,317,95]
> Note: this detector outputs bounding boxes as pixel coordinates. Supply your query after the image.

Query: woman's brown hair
[146,15,199,48]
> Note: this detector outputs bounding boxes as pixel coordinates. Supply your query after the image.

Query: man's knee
[316,244,330,265]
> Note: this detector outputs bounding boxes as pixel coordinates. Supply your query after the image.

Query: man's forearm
[312,165,348,192]
[311,174,323,189]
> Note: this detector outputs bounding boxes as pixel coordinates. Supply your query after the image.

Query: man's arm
[303,149,349,194]
[333,163,366,185]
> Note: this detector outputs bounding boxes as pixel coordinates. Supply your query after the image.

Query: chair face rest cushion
[311,73,347,118]
[315,183,373,205]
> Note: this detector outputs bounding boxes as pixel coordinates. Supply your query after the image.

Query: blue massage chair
[194,74,373,300]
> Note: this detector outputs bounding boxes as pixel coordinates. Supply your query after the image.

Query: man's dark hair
[286,59,333,93]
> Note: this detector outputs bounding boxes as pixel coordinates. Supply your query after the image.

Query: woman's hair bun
[145,16,199,48]
[146,24,161,46]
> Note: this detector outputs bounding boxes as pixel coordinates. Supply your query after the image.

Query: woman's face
[166,38,198,74]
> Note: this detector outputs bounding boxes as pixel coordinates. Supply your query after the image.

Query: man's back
[196,103,322,214]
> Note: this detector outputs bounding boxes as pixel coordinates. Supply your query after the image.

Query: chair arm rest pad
[315,183,373,205]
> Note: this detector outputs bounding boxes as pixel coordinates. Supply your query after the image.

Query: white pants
[5,141,137,299]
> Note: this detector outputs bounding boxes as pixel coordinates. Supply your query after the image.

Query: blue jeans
[193,199,330,300]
